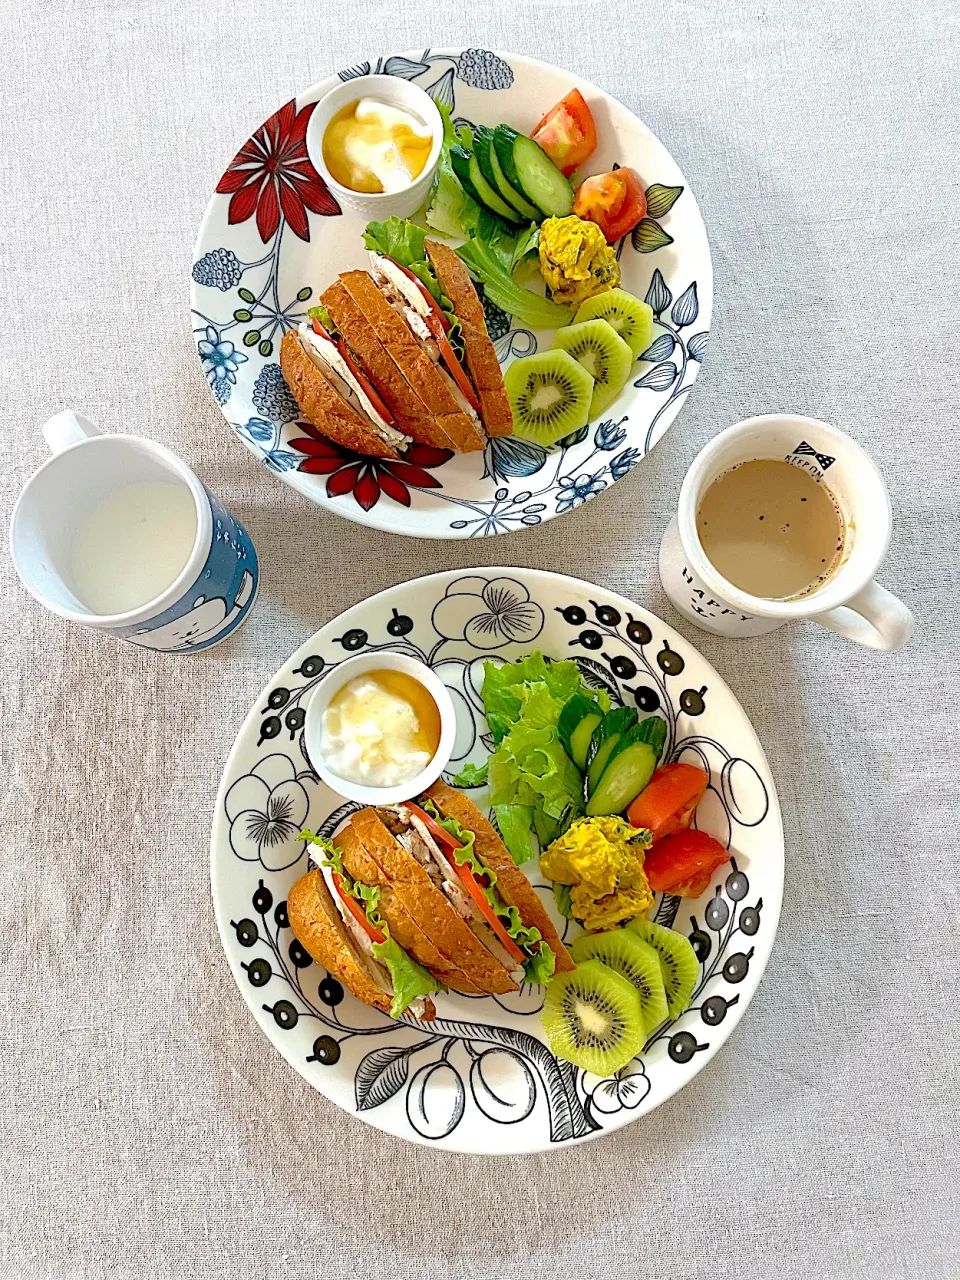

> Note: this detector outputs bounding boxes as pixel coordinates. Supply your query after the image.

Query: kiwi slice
[574,289,654,360]
[626,918,700,1018]
[571,930,668,1036]
[504,349,594,446]
[542,959,644,1076]
[553,319,634,420]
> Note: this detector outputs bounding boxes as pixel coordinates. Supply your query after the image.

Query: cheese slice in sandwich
[424,239,514,439]
[288,832,439,1020]
[279,325,410,459]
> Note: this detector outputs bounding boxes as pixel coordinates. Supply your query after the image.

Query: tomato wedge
[573,168,647,243]
[531,88,597,177]
[642,830,730,899]
[424,313,481,414]
[387,258,451,331]
[404,804,527,965]
[332,872,385,944]
[627,763,709,842]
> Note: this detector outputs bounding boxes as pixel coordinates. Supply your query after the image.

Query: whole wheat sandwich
[279,241,513,459]
[289,782,573,1021]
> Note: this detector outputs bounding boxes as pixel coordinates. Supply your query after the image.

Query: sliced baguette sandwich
[287,784,573,1018]
[279,325,409,459]
[279,233,515,459]
[289,832,439,1021]
[424,239,514,438]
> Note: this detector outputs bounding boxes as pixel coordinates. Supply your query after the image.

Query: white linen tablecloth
[1,2,957,1276]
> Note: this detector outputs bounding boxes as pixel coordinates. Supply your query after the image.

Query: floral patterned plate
[211,569,782,1153]
[192,50,712,537]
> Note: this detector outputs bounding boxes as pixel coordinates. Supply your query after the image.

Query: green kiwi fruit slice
[571,930,669,1035]
[504,349,594,446]
[574,289,654,360]
[542,959,644,1076]
[552,318,634,419]
[625,918,699,1018]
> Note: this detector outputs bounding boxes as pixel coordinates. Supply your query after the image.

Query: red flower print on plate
[289,422,453,511]
[216,99,340,242]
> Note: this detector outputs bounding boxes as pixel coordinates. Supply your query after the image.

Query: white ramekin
[304,651,456,805]
[306,74,443,219]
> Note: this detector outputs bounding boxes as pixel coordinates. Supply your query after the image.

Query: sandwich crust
[279,329,399,459]
[424,239,514,438]
[422,780,576,972]
[321,278,456,451]
[334,824,484,994]
[338,271,485,453]
[287,869,397,1017]
[347,807,518,995]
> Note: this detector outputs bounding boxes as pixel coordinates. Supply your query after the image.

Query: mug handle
[812,580,913,651]
[42,410,101,454]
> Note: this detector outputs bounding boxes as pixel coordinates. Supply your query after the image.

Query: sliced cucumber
[465,150,524,222]
[569,713,603,771]
[587,733,621,794]
[450,144,485,205]
[494,125,573,217]
[558,694,604,768]
[474,125,541,220]
[586,741,659,817]
[633,715,668,759]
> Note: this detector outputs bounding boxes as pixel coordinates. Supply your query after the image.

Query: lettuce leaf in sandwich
[422,804,556,985]
[362,216,465,360]
[300,831,440,1017]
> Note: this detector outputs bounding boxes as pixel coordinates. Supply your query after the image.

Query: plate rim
[210,567,783,1154]
[191,48,714,540]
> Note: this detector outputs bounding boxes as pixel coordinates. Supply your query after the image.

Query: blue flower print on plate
[210,569,783,1154]
[111,487,259,652]
[191,50,713,539]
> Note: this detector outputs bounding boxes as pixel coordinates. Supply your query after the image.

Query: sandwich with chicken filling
[288,783,573,1018]
[290,832,439,1020]
[280,322,410,459]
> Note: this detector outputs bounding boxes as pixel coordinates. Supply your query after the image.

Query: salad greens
[419,106,572,331]
[454,652,610,864]
[423,802,555,984]
[305,302,334,331]
[299,831,439,1017]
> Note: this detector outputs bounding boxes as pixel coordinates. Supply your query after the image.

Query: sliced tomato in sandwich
[405,803,526,965]
[332,871,386,944]
[424,313,481,414]
[310,316,398,426]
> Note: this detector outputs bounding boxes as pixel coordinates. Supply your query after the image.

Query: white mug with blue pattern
[10,411,259,652]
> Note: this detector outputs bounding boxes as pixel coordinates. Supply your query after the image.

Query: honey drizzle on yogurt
[321,670,441,788]
[322,99,433,194]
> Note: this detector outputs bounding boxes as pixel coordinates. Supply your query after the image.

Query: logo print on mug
[791,441,836,471]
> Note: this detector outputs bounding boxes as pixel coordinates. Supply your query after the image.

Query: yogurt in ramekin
[304,651,456,805]
[306,75,444,218]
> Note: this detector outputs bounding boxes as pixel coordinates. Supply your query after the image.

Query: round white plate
[211,569,782,1153]
[192,50,712,538]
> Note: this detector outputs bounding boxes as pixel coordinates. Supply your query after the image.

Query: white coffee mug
[10,411,259,652]
[659,414,913,650]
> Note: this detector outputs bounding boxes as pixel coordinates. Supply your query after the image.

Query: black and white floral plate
[192,50,712,537]
[211,570,782,1153]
